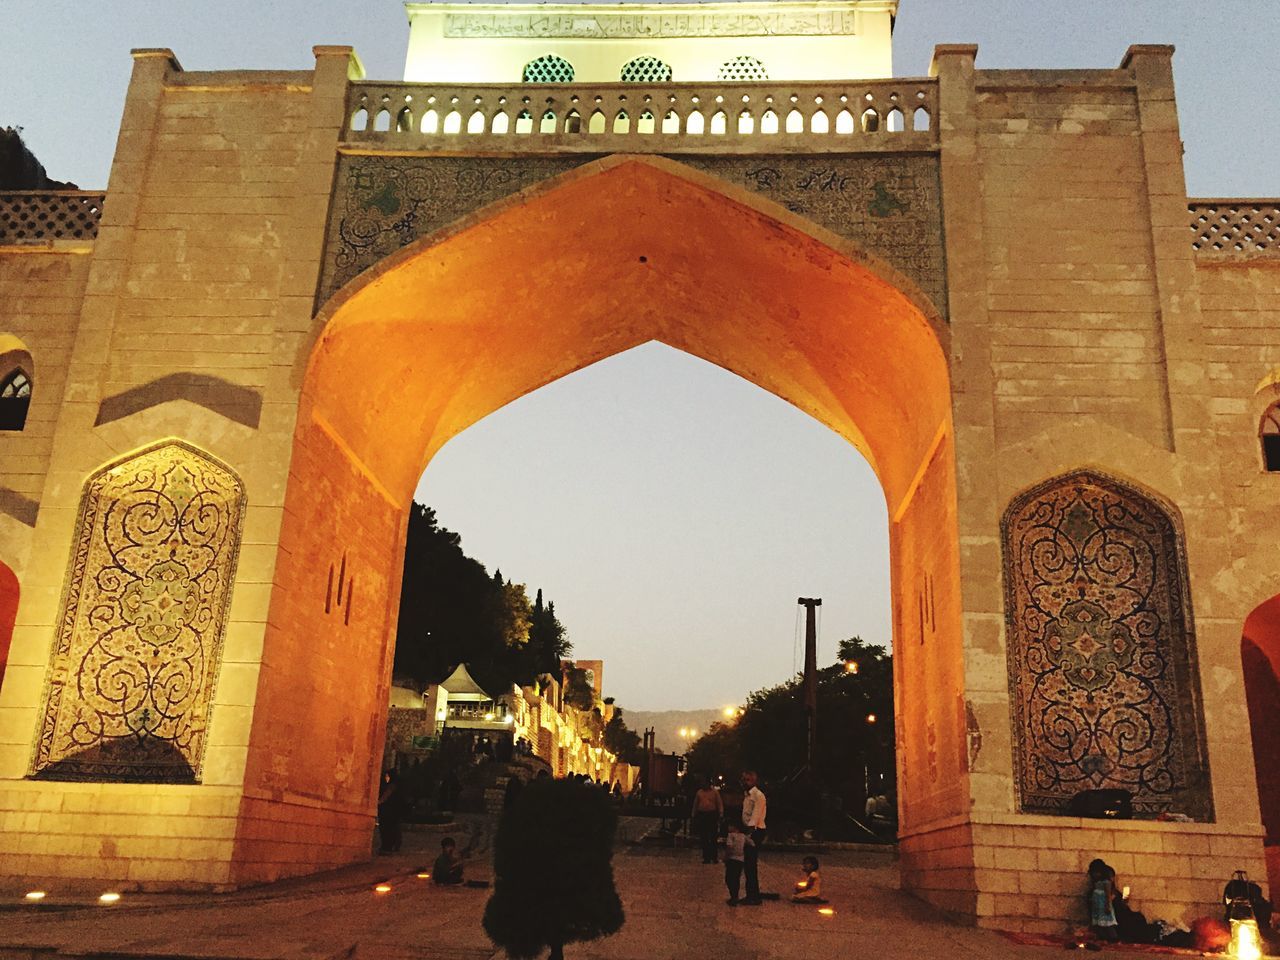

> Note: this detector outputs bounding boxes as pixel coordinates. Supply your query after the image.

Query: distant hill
[619,708,725,754]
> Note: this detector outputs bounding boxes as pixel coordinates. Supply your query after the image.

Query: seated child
[792,855,825,903]
[433,836,464,885]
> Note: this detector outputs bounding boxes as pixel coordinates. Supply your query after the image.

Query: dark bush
[483,778,624,959]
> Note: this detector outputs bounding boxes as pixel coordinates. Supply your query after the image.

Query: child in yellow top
[792,856,824,903]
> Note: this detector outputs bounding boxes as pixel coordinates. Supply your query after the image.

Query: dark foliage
[394,504,571,693]
[685,636,895,816]
[563,665,596,711]
[484,779,625,958]
[602,709,644,766]
[0,127,77,190]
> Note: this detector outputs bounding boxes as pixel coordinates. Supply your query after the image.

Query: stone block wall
[0,252,90,571]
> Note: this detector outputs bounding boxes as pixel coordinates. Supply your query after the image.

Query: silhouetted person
[377,769,404,854]
[740,770,767,905]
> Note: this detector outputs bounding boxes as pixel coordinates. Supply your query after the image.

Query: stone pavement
[0,819,1071,960]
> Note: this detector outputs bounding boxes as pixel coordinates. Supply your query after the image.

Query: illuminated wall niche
[1002,470,1213,820]
[31,440,244,783]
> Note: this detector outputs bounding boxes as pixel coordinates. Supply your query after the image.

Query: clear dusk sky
[4,2,1274,711]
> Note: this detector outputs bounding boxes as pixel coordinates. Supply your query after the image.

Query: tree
[484,779,624,960]
[602,708,644,766]
[528,590,572,675]
[564,665,595,711]
[683,637,895,824]
[395,503,571,695]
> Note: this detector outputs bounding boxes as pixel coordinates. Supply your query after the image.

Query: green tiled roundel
[620,56,673,83]
[718,56,769,81]
[523,54,575,83]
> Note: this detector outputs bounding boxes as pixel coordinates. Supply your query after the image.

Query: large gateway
[0,1,1278,933]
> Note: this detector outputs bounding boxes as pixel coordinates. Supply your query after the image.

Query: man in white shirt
[740,769,767,905]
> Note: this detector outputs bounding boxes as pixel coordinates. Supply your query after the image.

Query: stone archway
[233,156,968,896]
[1243,595,1280,897]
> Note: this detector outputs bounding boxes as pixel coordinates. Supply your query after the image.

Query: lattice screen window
[1262,403,1280,472]
[718,56,769,81]
[0,369,31,431]
[522,54,575,83]
[620,56,673,83]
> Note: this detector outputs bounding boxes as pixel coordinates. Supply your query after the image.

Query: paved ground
[0,819,1072,960]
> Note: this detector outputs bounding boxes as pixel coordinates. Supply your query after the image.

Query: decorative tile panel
[32,441,244,783]
[318,154,945,316]
[1002,470,1212,820]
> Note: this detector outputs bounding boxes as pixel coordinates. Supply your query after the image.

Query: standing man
[740,769,767,905]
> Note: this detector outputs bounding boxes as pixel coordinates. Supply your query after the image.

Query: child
[724,821,750,905]
[433,836,464,885]
[1087,858,1119,942]
[792,855,824,903]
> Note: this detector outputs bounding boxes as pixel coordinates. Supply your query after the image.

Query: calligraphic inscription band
[1002,470,1212,820]
[31,441,244,783]
[443,11,858,39]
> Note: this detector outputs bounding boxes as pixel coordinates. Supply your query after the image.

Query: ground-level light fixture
[374,883,392,894]
[818,906,835,916]
[98,892,121,904]
[1228,889,1263,960]
[23,891,45,901]
[417,872,431,879]
[866,713,877,724]
[1229,916,1262,960]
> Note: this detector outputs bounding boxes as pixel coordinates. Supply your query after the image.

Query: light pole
[797,597,821,772]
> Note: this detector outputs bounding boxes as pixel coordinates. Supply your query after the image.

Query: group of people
[689,770,822,907]
[1086,858,1278,951]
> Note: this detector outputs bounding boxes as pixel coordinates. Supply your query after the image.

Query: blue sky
[4,1,1274,710]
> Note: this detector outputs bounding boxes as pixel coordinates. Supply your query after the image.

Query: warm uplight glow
[23,891,46,901]
[1230,918,1263,960]
[417,872,431,879]
[818,906,836,916]
[98,892,121,904]
[504,714,514,725]
[866,713,877,724]
[375,884,393,894]
[484,712,495,721]
[844,660,859,674]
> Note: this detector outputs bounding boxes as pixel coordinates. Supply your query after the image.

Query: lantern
[1226,870,1263,960]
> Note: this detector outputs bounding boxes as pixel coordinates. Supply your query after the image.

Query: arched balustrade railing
[343,79,940,153]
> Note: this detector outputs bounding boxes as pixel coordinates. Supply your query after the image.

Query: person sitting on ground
[792,856,825,903]
[433,836,464,885]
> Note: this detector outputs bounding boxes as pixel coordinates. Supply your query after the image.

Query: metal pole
[797,597,822,771]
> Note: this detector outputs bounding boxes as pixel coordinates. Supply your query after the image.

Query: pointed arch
[0,333,33,432]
